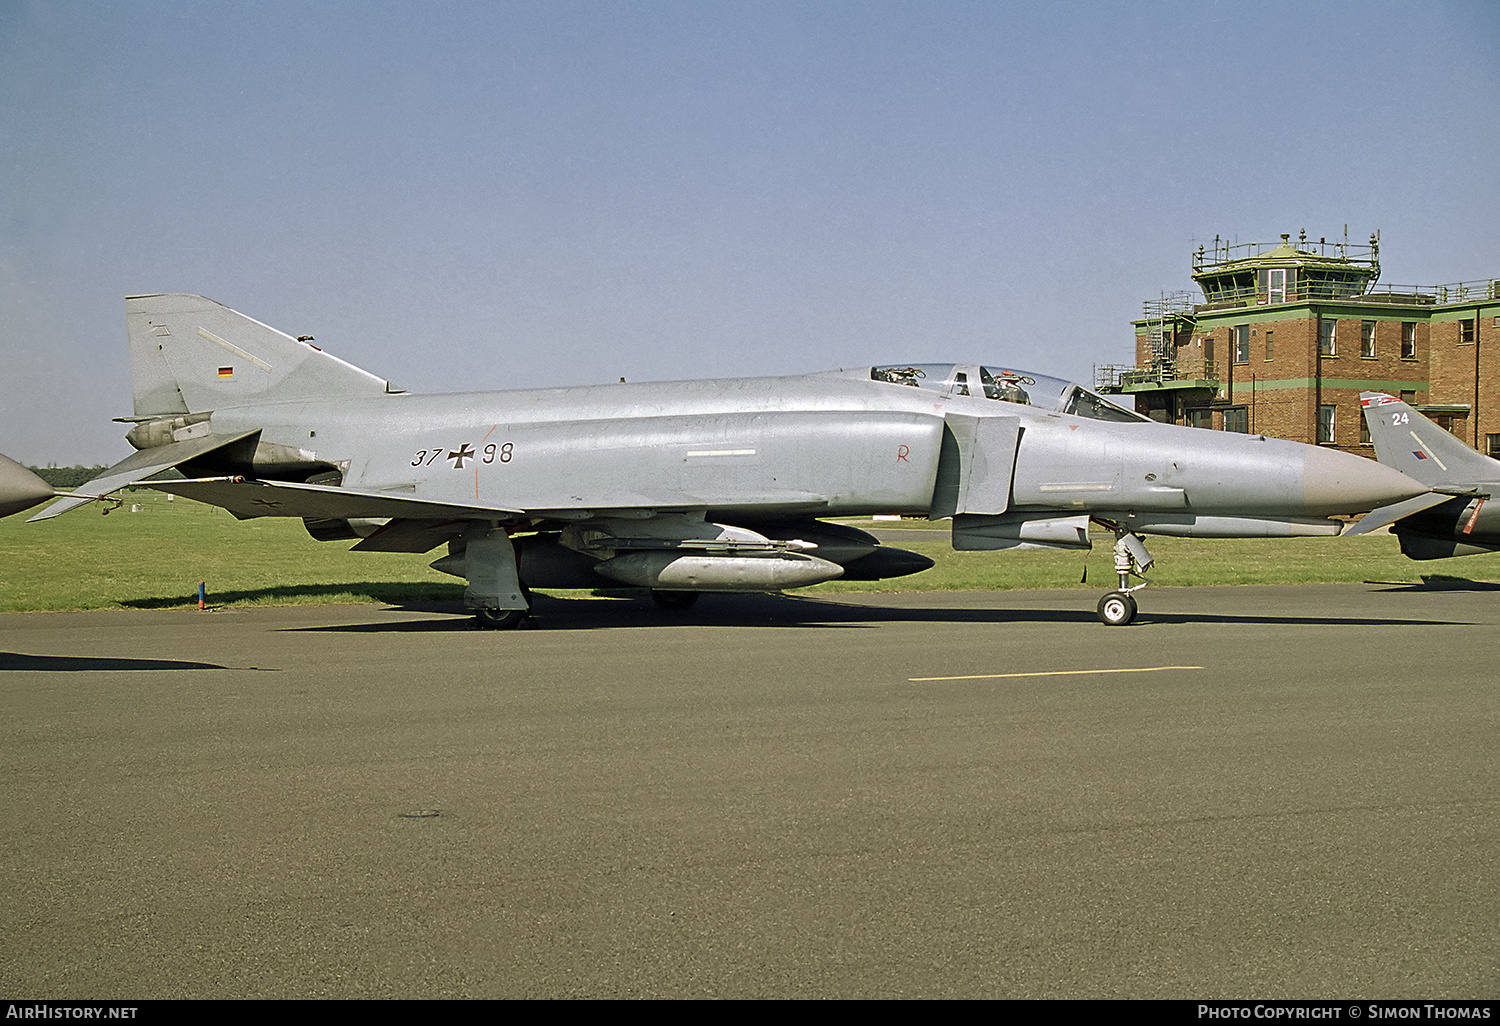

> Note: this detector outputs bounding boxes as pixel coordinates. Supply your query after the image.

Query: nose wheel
[1097,591,1137,627]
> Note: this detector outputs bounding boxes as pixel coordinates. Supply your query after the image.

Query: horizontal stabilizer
[27,430,261,521]
[147,477,526,522]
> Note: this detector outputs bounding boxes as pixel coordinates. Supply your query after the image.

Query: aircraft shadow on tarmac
[0,652,231,672]
[120,581,462,610]
[285,590,1467,633]
[1369,575,1500,593]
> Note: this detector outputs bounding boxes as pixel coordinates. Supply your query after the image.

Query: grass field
[4,488,1499,613]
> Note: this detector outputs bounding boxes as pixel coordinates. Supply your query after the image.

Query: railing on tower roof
[1180,278,1498,310]
[1193,232,1379,275]
[1429,279,1500,304]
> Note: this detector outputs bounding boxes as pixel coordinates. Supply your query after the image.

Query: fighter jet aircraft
[0,454,54,518]
[31,294,1428,625]
[1349,392,1500,558]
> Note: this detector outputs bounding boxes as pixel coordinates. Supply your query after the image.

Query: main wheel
[474,608,526,630]
[1097,591,1137,627]
[651,590,700,611]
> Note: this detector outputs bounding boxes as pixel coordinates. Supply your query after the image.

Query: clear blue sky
[3,0,1497,465]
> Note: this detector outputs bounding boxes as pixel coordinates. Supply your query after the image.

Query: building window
[1234,325,1249,364]
[1223,407,1248,433]
[1459,319,1475,345]
[1400,390,1417,402]
[1361,320,1376,358]
[1318,404,1336,444]
[1187,408,1213,430]
[1319,318,1337,357]
[1401,323,1417,359]
[1265,329,1274,361]
[1361,417,1372,445]
[1488,434,1500,459]
[1433,413,1467,436]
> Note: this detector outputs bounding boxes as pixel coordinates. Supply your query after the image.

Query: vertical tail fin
[128,294,401,415]
[1359,392,1500,487]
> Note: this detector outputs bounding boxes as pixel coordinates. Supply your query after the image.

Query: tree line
[28,466,109,488]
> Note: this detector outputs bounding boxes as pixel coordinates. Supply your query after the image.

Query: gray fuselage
[201,368,1393,523]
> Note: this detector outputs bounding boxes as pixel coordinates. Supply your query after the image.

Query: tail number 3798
[411,442,514,468]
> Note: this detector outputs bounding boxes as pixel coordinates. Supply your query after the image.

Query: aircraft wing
[148,476,827,525]
[27,430,262,521]
[1342,491,1470,536]
[148,477,526,522]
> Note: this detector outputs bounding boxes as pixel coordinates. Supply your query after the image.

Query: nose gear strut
[1093,519,1154,626]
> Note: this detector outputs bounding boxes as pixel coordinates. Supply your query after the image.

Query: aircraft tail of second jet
[127,294,402,417]
[1360,392,1500,487]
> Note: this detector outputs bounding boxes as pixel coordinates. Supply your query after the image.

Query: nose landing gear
[1094,521,1154,626]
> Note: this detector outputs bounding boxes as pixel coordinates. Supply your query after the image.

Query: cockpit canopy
[870,363,1145,423]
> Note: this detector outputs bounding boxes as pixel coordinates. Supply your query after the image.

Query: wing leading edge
[149,477,525,522]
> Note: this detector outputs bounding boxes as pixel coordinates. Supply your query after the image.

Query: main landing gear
[1094,522,1154,627]
[474,607,527,630]
[463,523,531,630]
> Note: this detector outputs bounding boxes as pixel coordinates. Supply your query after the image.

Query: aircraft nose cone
[0,454,54,518]
[1302,445,1427,515]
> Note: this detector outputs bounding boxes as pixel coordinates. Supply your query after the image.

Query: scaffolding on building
[1095,291,1200,393]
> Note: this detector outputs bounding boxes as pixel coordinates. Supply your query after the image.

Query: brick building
[1097,231,1500,457]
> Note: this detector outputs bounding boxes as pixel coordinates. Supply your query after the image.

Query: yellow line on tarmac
[910,665,1204,682]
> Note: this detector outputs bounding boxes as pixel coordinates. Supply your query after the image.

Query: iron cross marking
[447,443,477,469]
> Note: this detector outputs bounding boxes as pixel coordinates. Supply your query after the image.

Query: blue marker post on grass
[197,581,206,611]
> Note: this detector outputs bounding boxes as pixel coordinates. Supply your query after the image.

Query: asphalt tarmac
[2,583,1496,999]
